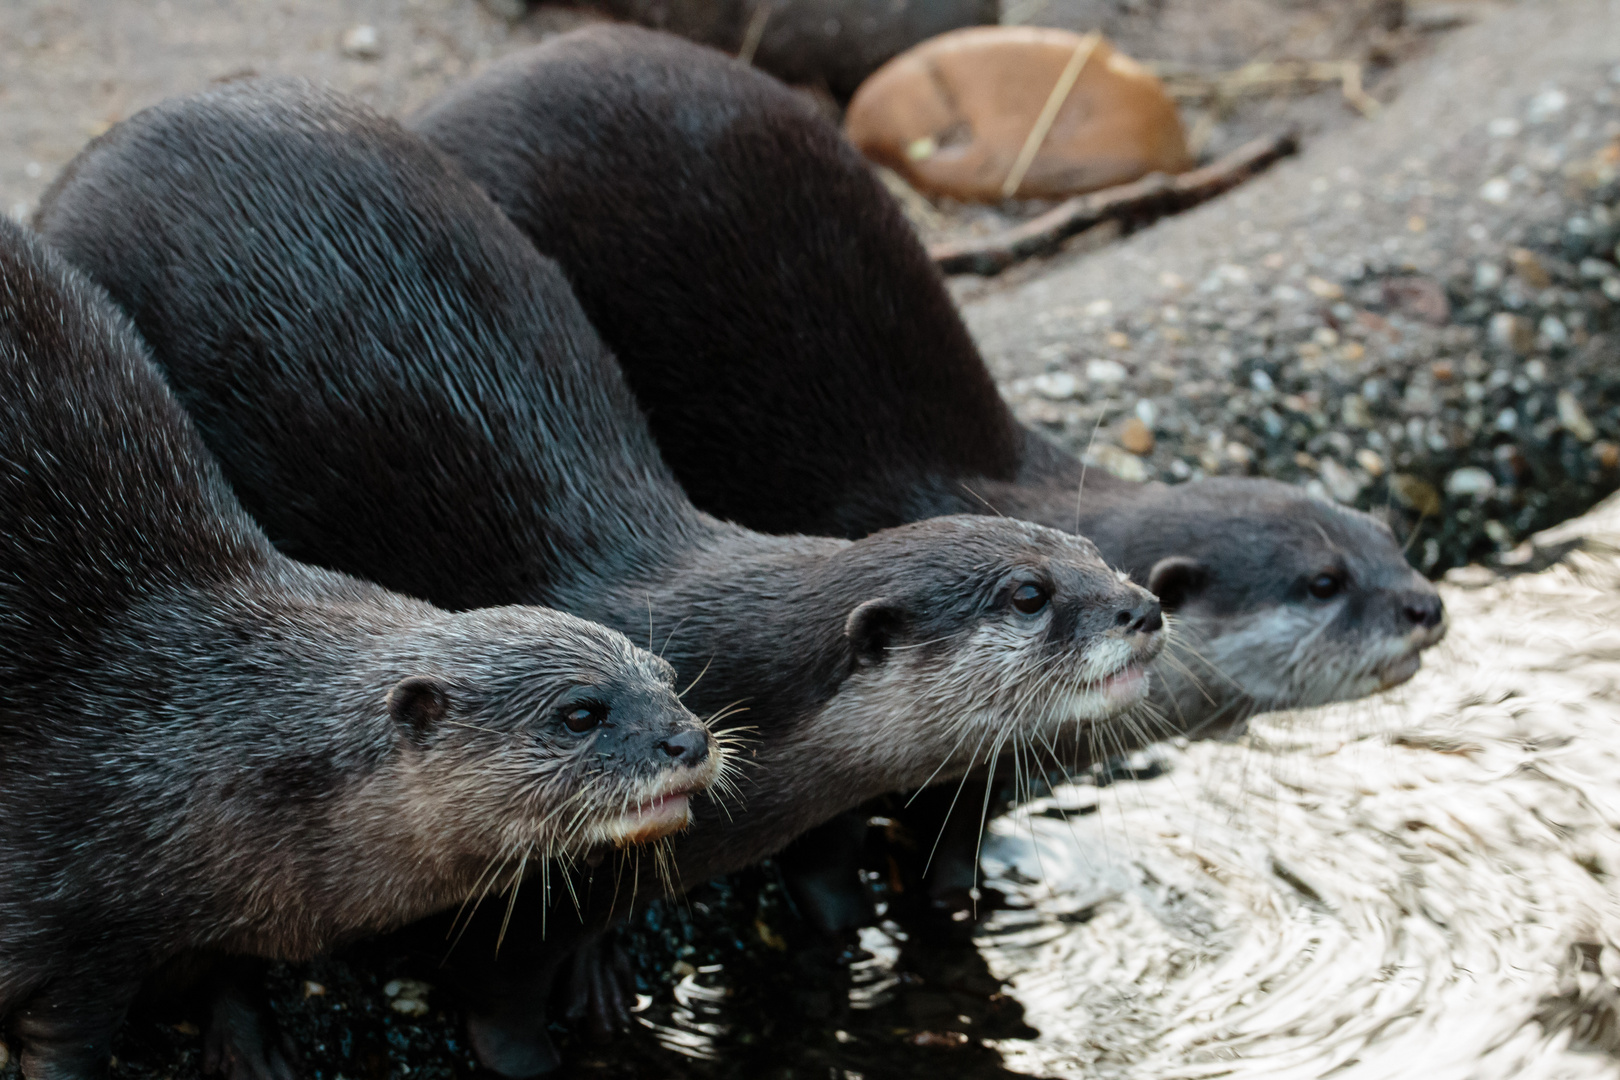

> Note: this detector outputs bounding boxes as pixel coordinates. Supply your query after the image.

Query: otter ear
[1147,556,1208,611]
[845,597,904,667]
[388,676,450,739]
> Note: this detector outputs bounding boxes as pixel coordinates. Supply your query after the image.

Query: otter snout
[1115,597,1164,635]
[658,728,711,769]
[1401,589,1445,632]
[1100,583,1166,666]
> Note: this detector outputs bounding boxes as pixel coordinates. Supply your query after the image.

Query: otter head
[1101,478,1446,732]
[822,515,1167,786]
[384,606,722,865]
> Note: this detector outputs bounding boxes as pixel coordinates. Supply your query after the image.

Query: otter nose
[658,729,709,767]
[1115,599,1164,635]
[1402,592,1444,629]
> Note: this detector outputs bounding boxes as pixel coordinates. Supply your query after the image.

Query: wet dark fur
[36,81,1162,1076]
[0,217,713,1080]
[410,23,1447,938]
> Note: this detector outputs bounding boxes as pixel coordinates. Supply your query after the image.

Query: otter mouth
[1063,659,1151,721]
[1375,622,1448,691]
[1375,650,1425,691]
[604,788,699,847]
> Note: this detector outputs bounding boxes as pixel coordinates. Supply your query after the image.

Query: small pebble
[339,24,381,60]
[1595,442,1620,470]
[1,1040,13,1070]
[1031,371,1080,400]
[1538,314,1569,345]
[1085,358,1128,385]
[1488,312,1534,353]
[1445,466,1497,497]
[909,1031,970,1048]
[384,978,431,999]
[304,981,327,998]
[1319,458,1364,502]
[1390,474,1442,516]
[1119,416,1155,455]
[1355,448,1386,476]
[1341,394,1372,429]
[672,960,698,978]
[1526,86,1568,122]
[1509,248,1551,289]
[1306,276,1344,300]
[1559,391,1597,441]
[1087,444,1149,482]
[1479,177,1512,204]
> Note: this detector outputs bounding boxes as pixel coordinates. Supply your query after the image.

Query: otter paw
[560,937,635,1043]
[201,990,299,1080]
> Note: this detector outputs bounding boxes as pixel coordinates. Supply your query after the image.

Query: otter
[36,80,1165,1077]
[408,22,1447,928]
[0,216,719,1080]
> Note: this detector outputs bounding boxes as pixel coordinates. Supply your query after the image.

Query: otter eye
[1010,582,1050,615]
[561,703,605,733]
[1308,573,1344,600]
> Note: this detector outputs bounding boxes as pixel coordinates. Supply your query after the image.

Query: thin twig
[930,129,1298,276]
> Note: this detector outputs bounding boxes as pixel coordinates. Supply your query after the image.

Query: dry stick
[1000,32,1101,200]
[932,129,1299,276]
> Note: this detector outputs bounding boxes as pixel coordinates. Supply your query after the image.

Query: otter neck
[130,570,495,958]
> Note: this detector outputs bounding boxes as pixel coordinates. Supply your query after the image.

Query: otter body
[38,81,1163,1076]
[409,23,1447,935]
[0,218,716,1080]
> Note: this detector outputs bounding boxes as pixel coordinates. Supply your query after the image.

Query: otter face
[1127,479,1447,730]
[387,607,722,862]
[830,516,1166,781]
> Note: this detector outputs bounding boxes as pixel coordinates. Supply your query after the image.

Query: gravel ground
[956,0,1620,574]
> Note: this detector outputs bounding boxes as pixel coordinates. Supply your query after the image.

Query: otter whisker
[658,614,696,659]
[442,719,511,737]
[495,847,532,954]
[1074,406,1109,532]
[703,702,753,730]
[920,721,997,876]
[678,656,716,700]
[957,482,1006,518]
